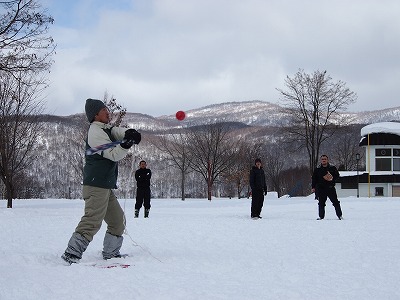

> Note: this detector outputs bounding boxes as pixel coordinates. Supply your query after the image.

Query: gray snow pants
[76,185,125,240]
[64,186,125,259]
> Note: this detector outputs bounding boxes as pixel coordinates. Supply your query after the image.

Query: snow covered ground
[1,194,399,300]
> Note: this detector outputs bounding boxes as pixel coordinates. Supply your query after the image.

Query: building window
[376,158,391,171]
[375,148,392,156]
[394,158,400,171]
[375,187,384,196]
[394,149,400,156]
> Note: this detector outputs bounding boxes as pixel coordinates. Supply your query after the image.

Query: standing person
[249,158,268,219]
[311,154,343,220]
[134,160,152,218]
[61,98,141,265]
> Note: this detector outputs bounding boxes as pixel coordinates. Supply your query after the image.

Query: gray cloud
[45,0,400,116]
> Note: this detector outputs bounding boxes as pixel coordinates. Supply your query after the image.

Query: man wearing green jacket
[61,98,141,264]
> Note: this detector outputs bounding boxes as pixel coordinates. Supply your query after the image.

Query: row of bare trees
[152,123,257,200]
[150,120,360,201]
[0,0,56,207]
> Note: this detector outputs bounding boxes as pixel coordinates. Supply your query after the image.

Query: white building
[336,122,400,197]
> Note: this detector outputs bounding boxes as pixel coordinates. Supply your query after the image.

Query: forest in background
[0,108,367,200]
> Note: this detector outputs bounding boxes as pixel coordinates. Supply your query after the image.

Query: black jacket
[249,166,267,193]
[312,163,340,190]
[135,168,152,188]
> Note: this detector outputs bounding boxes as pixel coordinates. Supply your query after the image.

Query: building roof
[361,122,400,136]
[339,171,400,177]
[359,122,400,146]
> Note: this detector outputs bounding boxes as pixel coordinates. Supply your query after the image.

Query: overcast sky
[42,0,400,117]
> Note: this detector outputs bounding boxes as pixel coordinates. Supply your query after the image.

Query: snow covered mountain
[122,100,400,131]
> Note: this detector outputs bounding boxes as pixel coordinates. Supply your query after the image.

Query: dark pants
[317,187,342,219]
[135,187,151,210]
[251,189,264,217]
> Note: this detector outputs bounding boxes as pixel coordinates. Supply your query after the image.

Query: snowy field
[1,194,400,300]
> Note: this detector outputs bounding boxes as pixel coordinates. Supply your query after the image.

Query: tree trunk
[181,171,185,201]
[7,197,13,208]
[6,181,13,208]
[207,160,212,200]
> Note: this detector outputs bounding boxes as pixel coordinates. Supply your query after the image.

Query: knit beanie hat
[85,98,107,122]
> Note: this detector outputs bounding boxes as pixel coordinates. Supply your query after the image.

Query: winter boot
[102,232,124,260]
[61,232,90,265]
[318,203,326,220]
[334,203,343,220]
[134,209,139,218]
[61,252,80,265]
[144,209,150,218]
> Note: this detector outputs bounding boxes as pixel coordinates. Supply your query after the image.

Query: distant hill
[118,100,400,131]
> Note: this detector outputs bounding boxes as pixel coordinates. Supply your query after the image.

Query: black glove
[120,139,134,149]
[264,189,268,196]
[121,129,141,149]
[126,129,141,144]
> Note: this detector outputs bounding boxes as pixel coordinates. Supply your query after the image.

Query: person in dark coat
[311,154,343,220]
[249,158,268,219]
[134,160,152,218]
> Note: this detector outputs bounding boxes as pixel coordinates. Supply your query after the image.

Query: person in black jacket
[311,154,343,220]
[249,158,268,219]
[134,160,152,218]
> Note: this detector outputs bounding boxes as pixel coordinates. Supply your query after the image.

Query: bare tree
[117,152,140,199]
[103,93,127,127]
[151,130,192,200]
[187,123,239,200]
[0,0,55,207]
[0,71,46,207]
[331,125,364,171]
[263,144,286,197]
[222,141,263,198]
[0,0,56,81]
[277,69,357,175]
[62,114,87,188]
[280,165,311,197]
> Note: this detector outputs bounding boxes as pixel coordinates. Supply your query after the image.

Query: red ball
[175,110,186,121]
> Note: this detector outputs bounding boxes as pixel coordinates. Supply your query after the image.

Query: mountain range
[117,100,400,131]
